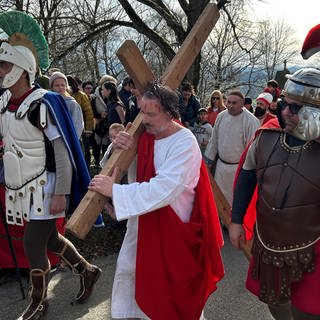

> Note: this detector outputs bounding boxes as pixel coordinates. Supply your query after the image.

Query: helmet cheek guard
[281,68,320,140]
[1,65,24,88]
[295,106,320,140]
[0,42,36,87]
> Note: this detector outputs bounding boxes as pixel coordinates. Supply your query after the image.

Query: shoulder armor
[0,90,12,113]
[16,88,47,120]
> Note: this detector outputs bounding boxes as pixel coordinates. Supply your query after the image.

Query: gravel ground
[65,211,126,261]
[66,164,126,261]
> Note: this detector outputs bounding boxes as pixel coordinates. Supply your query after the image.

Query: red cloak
[135,131,224,320]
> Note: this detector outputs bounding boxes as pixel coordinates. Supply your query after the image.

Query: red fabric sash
[233,118,280,240]
[135,131,224,320]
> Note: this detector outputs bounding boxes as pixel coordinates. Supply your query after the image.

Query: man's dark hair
[122,77,131,87]
[181,81,194,93]
[143,81,179,119]
[128,78,135,88]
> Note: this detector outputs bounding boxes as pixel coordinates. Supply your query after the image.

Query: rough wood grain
[66,3,220,239]
[208,170,252,260]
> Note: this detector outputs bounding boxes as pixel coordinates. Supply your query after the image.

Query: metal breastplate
[0,89,47,225]
[255,130,320,250]
[251,130,320,305]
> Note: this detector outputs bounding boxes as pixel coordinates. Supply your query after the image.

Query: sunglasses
[278,99,303,114]
[211,97,220,100]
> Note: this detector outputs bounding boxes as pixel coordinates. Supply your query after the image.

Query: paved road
[0,231,273,320]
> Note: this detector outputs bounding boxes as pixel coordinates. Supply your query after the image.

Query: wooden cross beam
[208,173,252,260]
[66,3,221,239]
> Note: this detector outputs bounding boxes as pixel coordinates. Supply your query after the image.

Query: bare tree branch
[117,0,175,59]
[136,0,186,43]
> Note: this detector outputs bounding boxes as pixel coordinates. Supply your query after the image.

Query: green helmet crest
[0,10,49,71]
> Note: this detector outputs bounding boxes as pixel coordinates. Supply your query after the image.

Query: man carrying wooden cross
[89,82,224,320]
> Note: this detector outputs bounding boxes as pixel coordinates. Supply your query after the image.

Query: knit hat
[256,92,273,105]
[99,74,117,87]
[49,71,68,88]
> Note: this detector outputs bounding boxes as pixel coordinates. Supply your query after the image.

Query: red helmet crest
[301,24,320,59]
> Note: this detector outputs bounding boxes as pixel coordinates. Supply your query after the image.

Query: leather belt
[218,156,239,165]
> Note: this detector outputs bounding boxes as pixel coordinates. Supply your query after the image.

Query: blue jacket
[178,94,201,126]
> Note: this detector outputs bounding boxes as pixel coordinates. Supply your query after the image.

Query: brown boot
[72,260,102,304]
[17,266,50,320]
[58,243,102,304]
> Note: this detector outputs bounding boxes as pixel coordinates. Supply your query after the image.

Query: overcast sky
[252,0,319,45]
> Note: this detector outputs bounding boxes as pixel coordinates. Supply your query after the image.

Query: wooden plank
[116,40,155,93]
[66,43,154,239]
[66,113,145,239]
[208,170,252,260]
[66,3,221,239]
[161,3,220,89]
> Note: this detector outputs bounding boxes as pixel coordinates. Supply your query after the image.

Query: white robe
[111,127,202,319]
[204,108,260,205]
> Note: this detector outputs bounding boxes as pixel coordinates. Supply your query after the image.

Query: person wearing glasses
[207,89,226,125]
[82,81,94,98]
[204,90,259,206]
[229,68,320,320]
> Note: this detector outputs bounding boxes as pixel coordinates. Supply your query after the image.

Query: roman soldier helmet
[292,23,320,107]
[274,25,320,140]
[282,68,320,107]
[0,11,49,88]
[280,68,320,140]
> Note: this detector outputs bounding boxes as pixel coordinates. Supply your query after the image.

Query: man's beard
[144,121,171,136]
[254,106,266,118]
